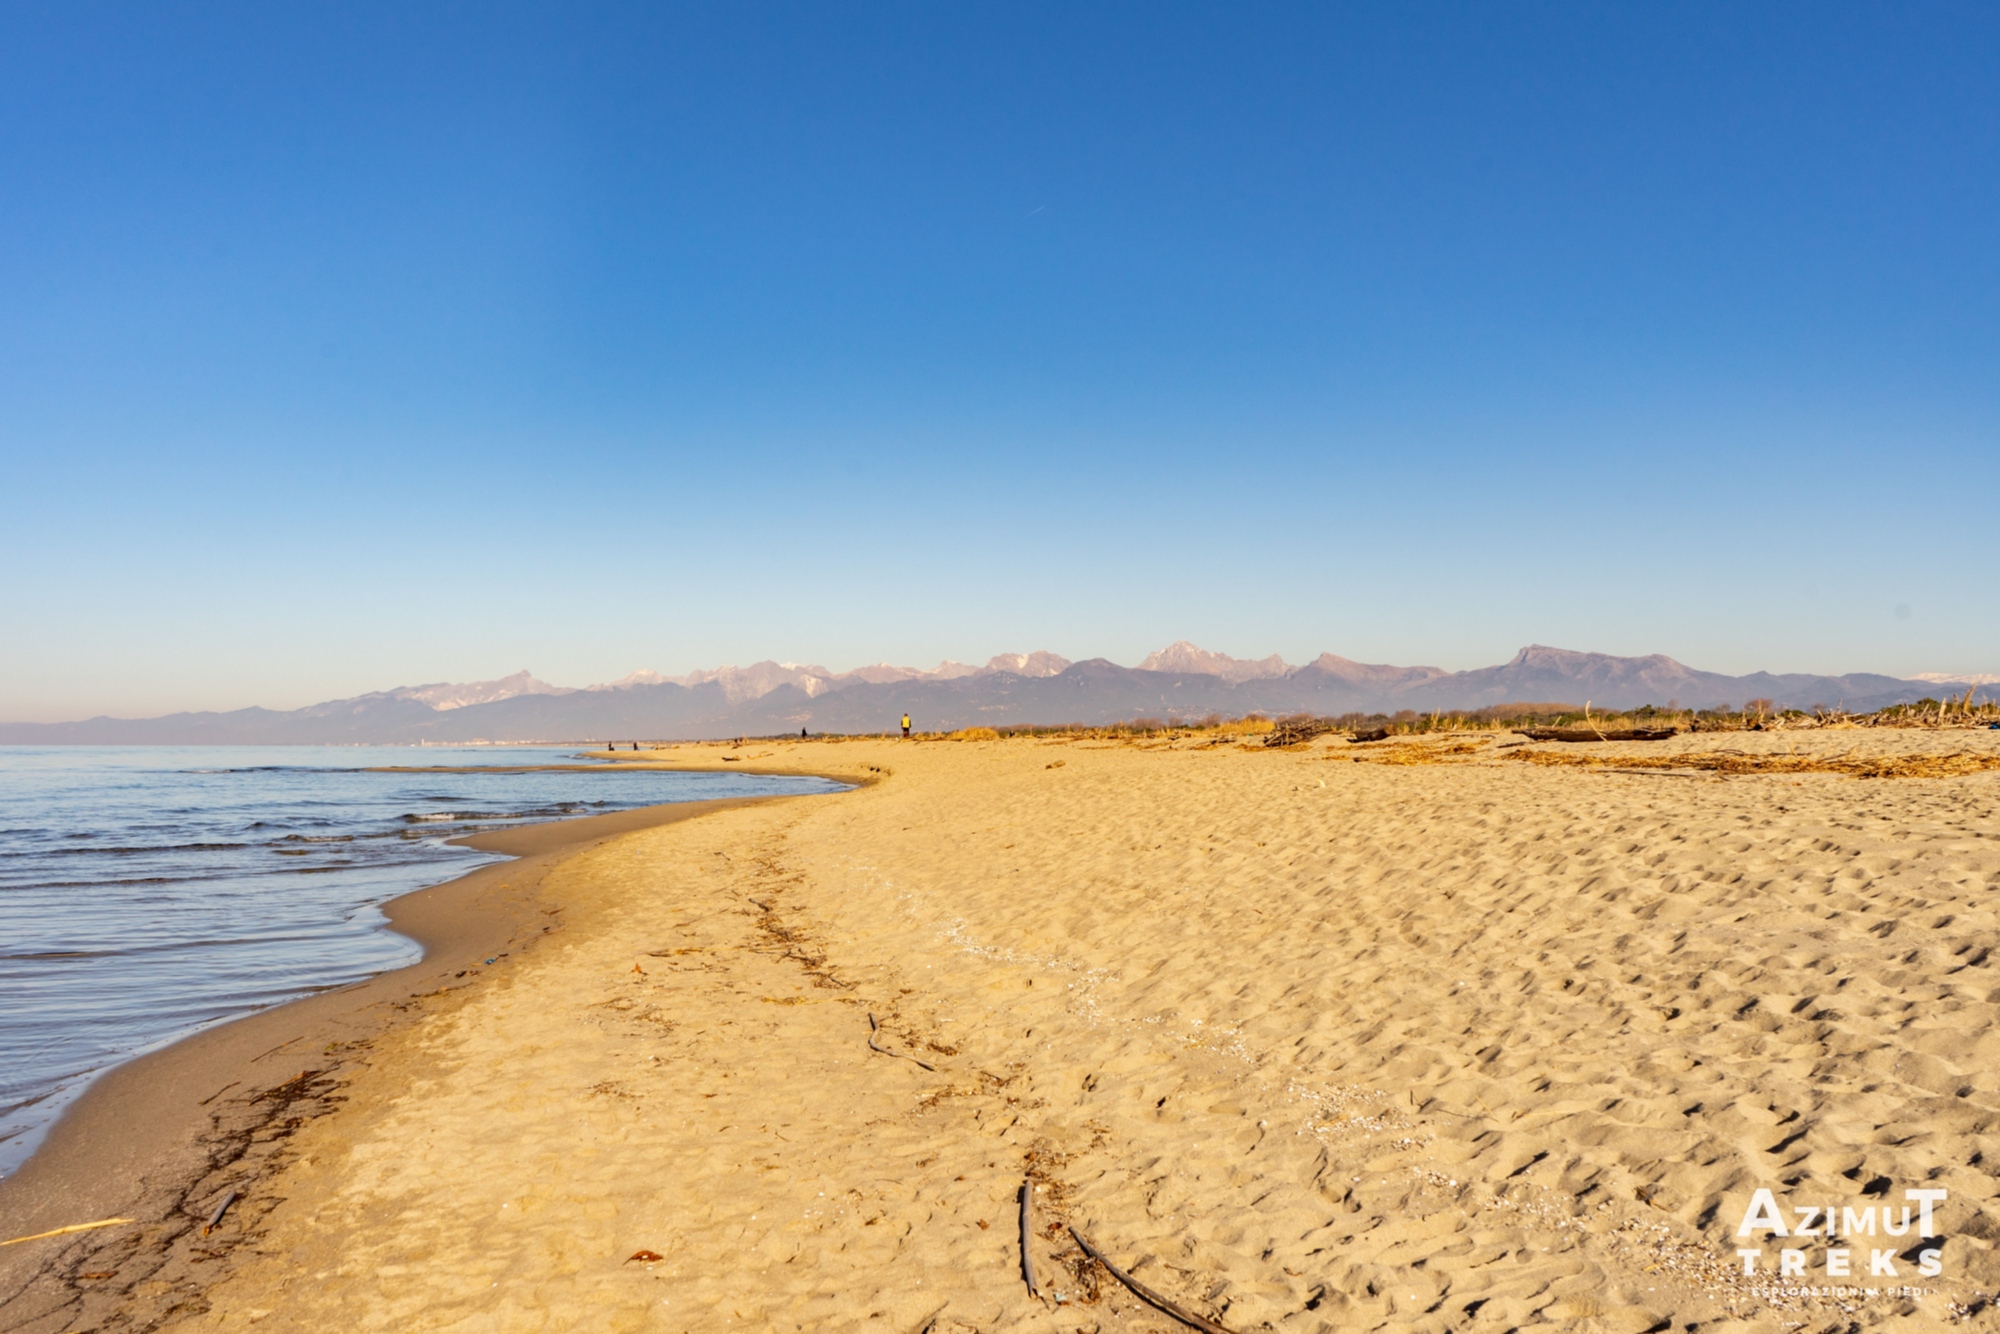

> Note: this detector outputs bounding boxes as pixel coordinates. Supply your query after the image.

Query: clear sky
[3,3,1996,720]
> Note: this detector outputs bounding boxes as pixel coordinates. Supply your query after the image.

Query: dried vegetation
[1508,747,2000,780]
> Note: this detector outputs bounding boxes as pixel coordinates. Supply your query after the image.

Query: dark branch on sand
[1068,1225,1237,1334]
[202,1190,238,1236]
[1019,1179,1038,1297]
[865,1013,936,1071]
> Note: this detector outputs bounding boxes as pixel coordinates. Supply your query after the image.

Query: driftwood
[1345,728,1392,743]
[1517,727,1679,743]
[1018,1180,1038,1297]
[1,1218,134,1248]
[1261,720,1335,748]
[865,1013,936,1071]
[1068,1225,1236,1334]
[202,1192,237,1240]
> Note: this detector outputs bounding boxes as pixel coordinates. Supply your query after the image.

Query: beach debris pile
[1260,718,1337,747]
[1516,726,1679,742]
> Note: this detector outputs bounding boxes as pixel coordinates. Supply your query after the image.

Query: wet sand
[0,796,820,1334]
[13,729,2000,1332]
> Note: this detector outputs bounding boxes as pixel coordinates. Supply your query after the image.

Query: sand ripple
[186,730,2000,1331]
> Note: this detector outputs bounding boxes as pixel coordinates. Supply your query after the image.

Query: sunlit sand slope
[186,729,2000,1332]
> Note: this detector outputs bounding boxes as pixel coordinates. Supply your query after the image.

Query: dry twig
[1068,1225,1236,1334]
[197,1081,240,1106]
[1,1218,134,1247]
[1019,1180,1038,1297]
[866,1013,936,1071]
[202,1190,238,1236]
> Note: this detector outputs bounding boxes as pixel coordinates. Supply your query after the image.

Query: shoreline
[17,730,1998,1330]
[175,730,2000,1331]
[0,783,848,1332]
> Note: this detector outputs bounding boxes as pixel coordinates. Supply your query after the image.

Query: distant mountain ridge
[587,652,1067,703]
[3,644,1991,744]
[382,670,575,711]
[1138,640,1290,683]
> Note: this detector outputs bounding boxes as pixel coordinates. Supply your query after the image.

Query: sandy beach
[11,727,2000,1332]
[0,798,784,1334]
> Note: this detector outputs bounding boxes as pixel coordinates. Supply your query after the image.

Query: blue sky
[2,3,1996,720]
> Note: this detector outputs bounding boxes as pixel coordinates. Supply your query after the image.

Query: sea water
[0,745,844,1177]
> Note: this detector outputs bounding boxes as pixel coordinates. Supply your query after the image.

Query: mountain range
[3,643,1990,745]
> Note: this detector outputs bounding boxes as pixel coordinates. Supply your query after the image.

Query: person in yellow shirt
[901,713,911,738]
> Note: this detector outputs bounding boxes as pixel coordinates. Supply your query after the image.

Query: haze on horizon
[2,3,1996,723]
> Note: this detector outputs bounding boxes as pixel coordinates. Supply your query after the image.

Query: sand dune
[177,729,2000,1331]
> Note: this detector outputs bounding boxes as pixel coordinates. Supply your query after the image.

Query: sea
[0,745,845,1178]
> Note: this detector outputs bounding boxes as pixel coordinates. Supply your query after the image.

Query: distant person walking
[901,713,911,738]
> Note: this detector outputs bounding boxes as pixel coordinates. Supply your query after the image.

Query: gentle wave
[0,744,845,1177]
